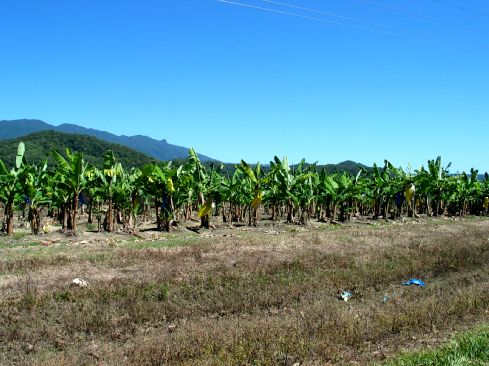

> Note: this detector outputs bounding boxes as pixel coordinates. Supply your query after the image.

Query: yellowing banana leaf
[404,184,415,201]
[167,178,174,193]
[198,199,213,218]
[251,191,263,209]
[484,197,489,209]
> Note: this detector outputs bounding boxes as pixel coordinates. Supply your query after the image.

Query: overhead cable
[430,0,489,18]
[218,0,475,51]
[357,0,489,35]
[259,0,428,37]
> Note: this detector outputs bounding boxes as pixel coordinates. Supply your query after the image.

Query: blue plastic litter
[395,191,405,207]
[78,192,85,205]
[402,278,426,287]
[340,291,352,301]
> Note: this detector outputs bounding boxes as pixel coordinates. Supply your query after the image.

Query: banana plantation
[1,142,488,236]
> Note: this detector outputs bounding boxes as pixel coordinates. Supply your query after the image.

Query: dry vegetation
[1,216,489,365]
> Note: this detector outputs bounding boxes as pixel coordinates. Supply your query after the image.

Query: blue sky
[1,0,488,172]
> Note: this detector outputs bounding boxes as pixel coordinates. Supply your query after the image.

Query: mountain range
[0,131,156,169]
[0,119,372,175]
[0,119,213,162]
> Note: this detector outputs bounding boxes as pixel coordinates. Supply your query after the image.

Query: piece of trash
[71,278,90,287]
[41,238,62,246]
[42,224,53,234]
[402,278,426,287]
[339,291,352,302]
[168,324,177,333]
[382,293,389,303]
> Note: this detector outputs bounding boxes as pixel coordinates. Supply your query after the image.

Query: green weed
[384,325,489,365]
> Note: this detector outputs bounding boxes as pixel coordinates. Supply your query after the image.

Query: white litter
[71,278,90,287]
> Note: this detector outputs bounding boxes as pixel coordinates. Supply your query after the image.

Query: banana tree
[226,168,249,223]
[0,142,26,235]
[319,172,355,222]
[84,166,104,230]
[368,161,398,219]
[52,148,89,233]
[417,156,450,216]
[141,162,175,231]
[236,160,263,226]
[289,160,316,224]
[115,167,142,230]
[21,161,52,234]
[94,150,124,232]
[445,168,481,216]
[267,156,296,223]
[185,148,211,228]
[206,163,229,218]
[464,168,481,215]
[173,166,195,222]
[215,172,232,223]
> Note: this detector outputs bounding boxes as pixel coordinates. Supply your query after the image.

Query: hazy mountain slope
[0,119,213,161]
[0,119,52,139]
[0,130,156,169]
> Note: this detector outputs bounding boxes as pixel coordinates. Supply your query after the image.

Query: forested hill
[0,131,156,169]
[318,160,371,174]
[195,160,371,176]
[0,119,214,162]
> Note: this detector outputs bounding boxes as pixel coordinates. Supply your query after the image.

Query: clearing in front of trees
[1,216,488,365]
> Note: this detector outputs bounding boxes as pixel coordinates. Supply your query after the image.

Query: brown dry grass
[1,217,489,365]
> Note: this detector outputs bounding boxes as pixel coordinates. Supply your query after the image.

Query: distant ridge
[0,119,374,174]
[0,131,156,169]
[318,160,371,174]
[0,119,214,162]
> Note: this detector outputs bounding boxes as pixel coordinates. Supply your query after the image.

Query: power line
[356,0,489,35]
[217,0,475,51]
[217,0,406,38]
[258,0,428,37]
[430,0,489,18]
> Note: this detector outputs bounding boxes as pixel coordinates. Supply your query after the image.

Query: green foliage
[0,131,155,169]
[2,137,489,236]
[384,325,489,365]
[0,119,214,162]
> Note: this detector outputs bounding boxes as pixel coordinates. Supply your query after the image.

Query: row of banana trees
[1,143,489,236]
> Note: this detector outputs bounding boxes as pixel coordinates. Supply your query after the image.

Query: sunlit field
[1,214,488,365]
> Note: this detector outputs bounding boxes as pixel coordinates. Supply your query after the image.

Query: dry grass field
[1,216,489,365]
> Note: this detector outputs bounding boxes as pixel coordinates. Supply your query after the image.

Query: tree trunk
[28,207,42,235]
[374,199,380,219]
[71,193,78,233]
[6,201,14,236]
[299,206,306,225]
[104,199,114,232]
[155,203,162,230]
[87,202,93,224]
[286,200,293,223]
[116,209,123,224]
[200,214,210,229]
[62,204,69,230]
[130,194,138,229]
